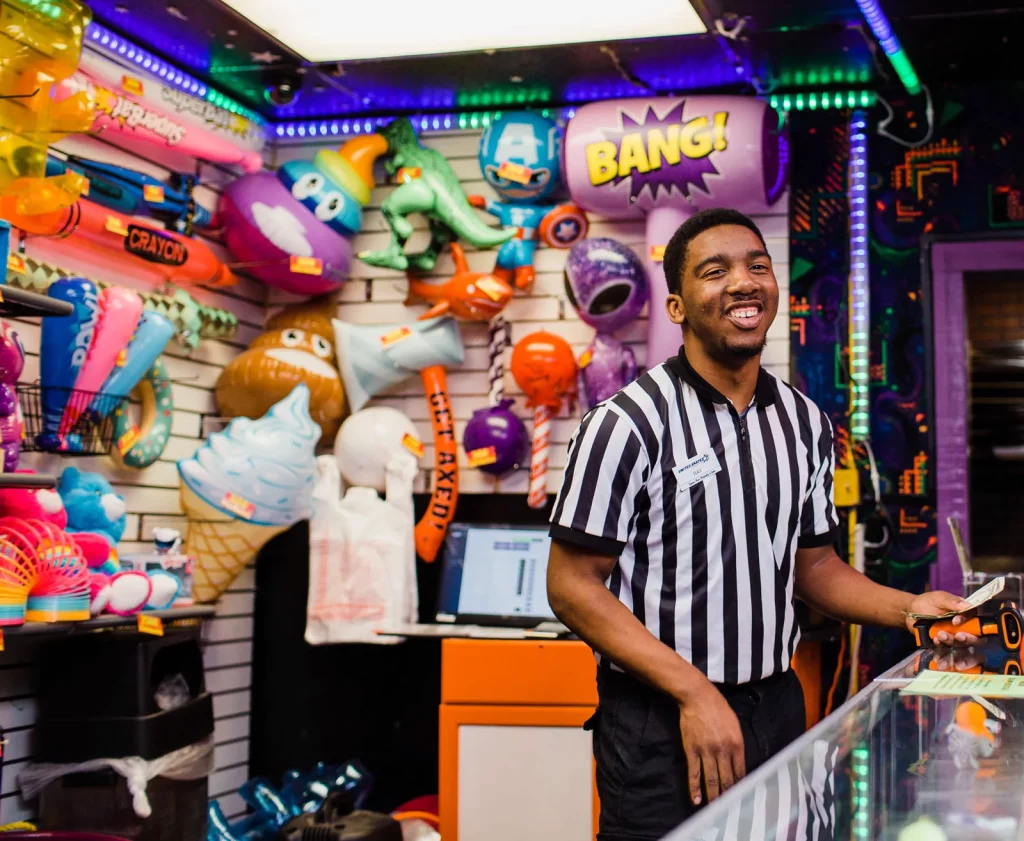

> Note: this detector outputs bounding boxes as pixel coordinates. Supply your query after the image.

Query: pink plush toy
[0,472,68,527]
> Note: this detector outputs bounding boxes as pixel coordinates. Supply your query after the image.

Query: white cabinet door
[458,724,594,841]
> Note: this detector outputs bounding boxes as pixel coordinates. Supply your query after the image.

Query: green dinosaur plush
[358,118,514,272]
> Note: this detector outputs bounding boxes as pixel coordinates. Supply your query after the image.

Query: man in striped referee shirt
[547,208,976,841]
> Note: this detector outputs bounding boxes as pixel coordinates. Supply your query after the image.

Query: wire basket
[16,385,124,456]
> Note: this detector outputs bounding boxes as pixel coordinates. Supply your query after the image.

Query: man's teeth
[732,307,759,319]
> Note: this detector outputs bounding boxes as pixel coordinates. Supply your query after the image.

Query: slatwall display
[0,48,264,823]
[272,131,791,496]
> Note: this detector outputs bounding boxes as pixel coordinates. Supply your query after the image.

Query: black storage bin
[35,629,214,763]
[39,769,207,841]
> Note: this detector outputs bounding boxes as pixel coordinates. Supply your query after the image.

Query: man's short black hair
[662,208,768,296]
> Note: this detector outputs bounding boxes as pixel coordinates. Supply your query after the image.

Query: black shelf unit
[2,606,215,638]
[0,284,73,319]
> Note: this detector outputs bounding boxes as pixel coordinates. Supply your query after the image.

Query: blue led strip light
[272,108,579,140]
[847,109,870,441]
[85,21,265,124]
[853,0,921,94]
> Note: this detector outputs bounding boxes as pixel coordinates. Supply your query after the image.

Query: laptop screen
[436,523,557,625]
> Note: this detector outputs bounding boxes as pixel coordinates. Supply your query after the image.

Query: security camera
[263,69,302,107]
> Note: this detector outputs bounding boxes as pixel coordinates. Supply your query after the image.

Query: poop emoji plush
[215,295,345,443]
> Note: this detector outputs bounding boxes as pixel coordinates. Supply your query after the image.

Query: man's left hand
[905,591,979,645]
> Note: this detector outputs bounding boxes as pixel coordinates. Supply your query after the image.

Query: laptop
[376,523,569,639]
[436,522,558,628]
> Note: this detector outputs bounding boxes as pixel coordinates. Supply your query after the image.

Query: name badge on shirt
[674,450,722,491]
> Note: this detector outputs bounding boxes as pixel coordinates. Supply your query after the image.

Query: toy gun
[913,600,1023,652]
[46,154,214,233]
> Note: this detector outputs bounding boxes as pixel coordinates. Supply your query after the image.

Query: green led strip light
[769,91,877,112]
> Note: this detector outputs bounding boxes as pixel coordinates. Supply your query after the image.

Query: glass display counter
[668,643,1024,841]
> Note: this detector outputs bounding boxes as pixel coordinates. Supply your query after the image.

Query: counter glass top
[668,644,1024,841]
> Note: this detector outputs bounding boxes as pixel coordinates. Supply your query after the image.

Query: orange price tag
[81,177,90,196]
[289,255,323,275]
[122,75,145,96]
[475,276,506,302]
[118,425,141,454]
[396,167,421,183]
[105,214,129,236]
[137,614,164,636]
[649,245,666,262]
[6,253,24,274]
[578,348,593,369]
[143,184,165,203]
[496,161,534,185]
[115,348,128,367]
[221,491,255,520]
[0,628,5,651]
[380,326,412,348]
[468,446,498,467]
[401,433,425,458]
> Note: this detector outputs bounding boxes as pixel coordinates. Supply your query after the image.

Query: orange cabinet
[438,639,599,841]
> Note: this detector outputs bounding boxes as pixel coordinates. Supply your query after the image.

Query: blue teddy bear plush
[58,467,128,575]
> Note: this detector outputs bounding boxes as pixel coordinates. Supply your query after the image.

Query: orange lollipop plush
[511,331,578,509]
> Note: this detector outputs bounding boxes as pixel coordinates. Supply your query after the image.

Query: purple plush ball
[463,399,530,476]
[220,171,351,295]
[564,238,649,334]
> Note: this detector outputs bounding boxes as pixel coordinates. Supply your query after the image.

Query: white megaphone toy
[332,315,465,563]
[332,315,465,412]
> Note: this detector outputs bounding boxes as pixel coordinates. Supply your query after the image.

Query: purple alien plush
[0,322,25,472]
[564,238,649,410]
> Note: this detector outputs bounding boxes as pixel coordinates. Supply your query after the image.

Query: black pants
[587,665,806,841]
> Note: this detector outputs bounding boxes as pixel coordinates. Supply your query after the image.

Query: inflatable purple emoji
[0,322,25,472]
[564,238,649,409]
[219,135,388,295]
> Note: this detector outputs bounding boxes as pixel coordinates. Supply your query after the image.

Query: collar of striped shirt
[667,344,777,408]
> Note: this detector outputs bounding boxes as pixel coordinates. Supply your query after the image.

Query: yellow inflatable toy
[0,0,94,219]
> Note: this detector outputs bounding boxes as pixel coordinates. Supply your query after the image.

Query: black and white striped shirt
[550,346,838,684]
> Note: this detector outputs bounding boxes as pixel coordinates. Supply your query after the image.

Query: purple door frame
[928,235,1024,594]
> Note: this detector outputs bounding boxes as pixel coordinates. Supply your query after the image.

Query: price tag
[115,348,128,367]
[122,75,145,96]
[497,161,534,185]
[289,255,323,275]
[105,214,129,236]
[117,425,141,454]
[6,253,24,274]
[468,446,497,467]
[380,326,412,348]
[396,167,421,183]
[221,491,255,520]
[81,177,90,196]
[143,184,165,203]
[401,433,425,458]
[138,614,164,636]
[578,348,593,369]
[475,276,506,302]
[0,628,5,651]
[649,245,666,262]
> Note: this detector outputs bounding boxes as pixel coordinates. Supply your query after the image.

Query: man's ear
[666,293,686,326]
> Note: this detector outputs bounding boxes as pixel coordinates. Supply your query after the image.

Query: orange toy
[407,243,512,321]
[510,331,578,509]
[7,197,236,287]
[414,365,458,563]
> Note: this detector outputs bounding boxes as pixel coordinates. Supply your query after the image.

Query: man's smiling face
[676,224,779,363]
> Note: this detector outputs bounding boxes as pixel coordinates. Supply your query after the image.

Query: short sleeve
[798,412,840,548]
[549,404,649,556]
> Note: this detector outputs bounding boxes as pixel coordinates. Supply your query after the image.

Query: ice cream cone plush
[178,383,318,603]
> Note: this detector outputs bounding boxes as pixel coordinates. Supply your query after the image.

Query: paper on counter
[901,669,1024,699]
[904,576,1006,620]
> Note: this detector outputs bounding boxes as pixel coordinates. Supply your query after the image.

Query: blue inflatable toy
[471,112,588,291]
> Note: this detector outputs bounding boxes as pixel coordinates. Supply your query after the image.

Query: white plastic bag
[305,453,418,644]
[18,737,214,819]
